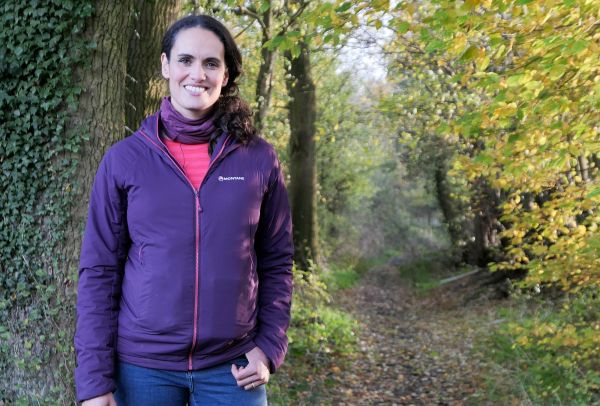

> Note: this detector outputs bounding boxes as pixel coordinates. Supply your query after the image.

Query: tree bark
[125,0,182,133]
[35,1,133,402]
[285,42,319,271]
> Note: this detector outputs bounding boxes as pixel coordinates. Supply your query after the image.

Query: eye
[178,56,192,65]
[205,60,220,69]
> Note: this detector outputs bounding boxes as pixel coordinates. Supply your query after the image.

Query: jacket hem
[116,338,257,372]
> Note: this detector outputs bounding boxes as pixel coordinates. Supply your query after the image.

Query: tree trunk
[58,0,132,404]
[434,159,460,245]
[469,180,502,266]
[254,3,275,133]
[125,0,182,132]
[285,42,319,271]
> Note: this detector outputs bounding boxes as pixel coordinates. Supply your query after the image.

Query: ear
[160,53,170,79]
[222,69,229,87]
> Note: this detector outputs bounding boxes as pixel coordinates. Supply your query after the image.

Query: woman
[74,15,293,406]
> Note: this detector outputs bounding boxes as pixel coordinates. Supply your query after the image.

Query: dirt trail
[323,263,494,405]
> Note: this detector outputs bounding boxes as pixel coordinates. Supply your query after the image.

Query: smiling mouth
[184,85,207,95]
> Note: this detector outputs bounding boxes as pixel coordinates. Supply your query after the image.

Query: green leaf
[548,151,568,168]
[290,44,301,59]
[548,65,566,81]
[258,1,270,13]
[460,46,479,61]
[425,39,444,52]
[568,39,588,55]
[506,74,525,87]
[396,21,410,34]
[508,134,522,144]
[586,188,600,199]
[335,2,352,13]
[473,153,493,165]
[264,35,285,51]
[435,122,450,135]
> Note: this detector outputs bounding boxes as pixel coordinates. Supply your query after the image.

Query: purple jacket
[74,113,293,402]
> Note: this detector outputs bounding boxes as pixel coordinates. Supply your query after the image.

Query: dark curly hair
[161,15,258,149]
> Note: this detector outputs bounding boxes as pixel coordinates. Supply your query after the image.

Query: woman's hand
[231,346,270,390]
[81,392,116,406]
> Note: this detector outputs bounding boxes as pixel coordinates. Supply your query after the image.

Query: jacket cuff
[253,334,287,374]
[76,381,115,403]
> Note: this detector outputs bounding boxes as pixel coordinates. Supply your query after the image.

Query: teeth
[185,85,206,94]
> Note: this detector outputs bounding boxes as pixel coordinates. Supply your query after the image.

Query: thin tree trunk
[254,3,274,133]
[285,42,319,271]
[434,160,460,244]
[577,154,590,182]
[125,0,182,132]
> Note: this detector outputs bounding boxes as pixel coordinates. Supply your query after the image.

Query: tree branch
[233,6,268,34]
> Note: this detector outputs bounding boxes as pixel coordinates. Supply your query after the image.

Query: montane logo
[218,176,245,181]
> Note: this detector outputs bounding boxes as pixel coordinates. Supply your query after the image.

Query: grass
[320,254,380,292]
[392,249,461,291]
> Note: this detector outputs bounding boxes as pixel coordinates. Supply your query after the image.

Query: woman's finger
[235,374,260,387]
[243,379,266,391]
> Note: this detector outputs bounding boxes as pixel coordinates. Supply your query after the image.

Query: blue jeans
[114,356,267,405]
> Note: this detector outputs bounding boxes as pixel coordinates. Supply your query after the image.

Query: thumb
[231,363,239,377]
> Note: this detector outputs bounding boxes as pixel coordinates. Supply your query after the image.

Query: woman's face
[161,27,229,119]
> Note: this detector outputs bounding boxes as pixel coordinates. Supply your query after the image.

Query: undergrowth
[478,287,600,405]
[268,264,360,405]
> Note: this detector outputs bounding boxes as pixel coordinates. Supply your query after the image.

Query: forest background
[1,0,598,404]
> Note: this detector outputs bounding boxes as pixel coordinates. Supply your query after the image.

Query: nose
[190,62,206,81]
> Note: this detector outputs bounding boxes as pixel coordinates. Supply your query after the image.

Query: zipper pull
[196,194,203,212]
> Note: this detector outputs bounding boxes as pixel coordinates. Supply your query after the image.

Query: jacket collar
[136,111,241,163]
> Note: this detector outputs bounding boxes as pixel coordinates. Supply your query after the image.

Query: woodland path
[318,262,498,405]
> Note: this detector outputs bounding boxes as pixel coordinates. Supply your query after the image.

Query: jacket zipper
[140,125,231,370]
[189,194,200,369]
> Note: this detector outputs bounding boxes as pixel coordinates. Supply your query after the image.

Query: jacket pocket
[235,263,258,325]
[138,242,145,265]
[213,332,251,356]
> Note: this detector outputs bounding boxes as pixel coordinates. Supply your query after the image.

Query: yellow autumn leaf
[450,32,468,57]
[493,102,518,117]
